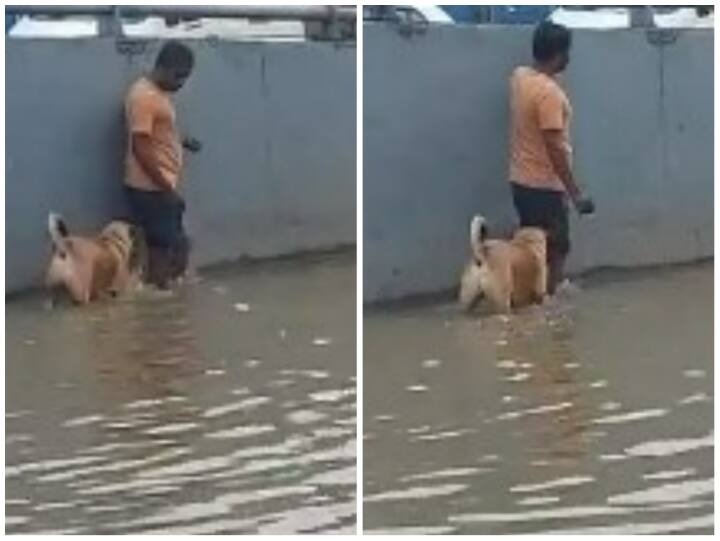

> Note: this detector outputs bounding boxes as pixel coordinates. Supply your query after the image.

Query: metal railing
[5,5,356,41]
[5,5,356,22]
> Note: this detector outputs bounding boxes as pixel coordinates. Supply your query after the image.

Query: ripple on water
[591,408,668,426]
[6,254,356,535]
[365,483,468,503]
[509,476,595,494]
[363,264,712,535]
[607,478,714,505]
[624,433,713,457]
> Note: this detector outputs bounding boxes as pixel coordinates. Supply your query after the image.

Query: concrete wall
[364,24,713,302]
[6,37,356,293]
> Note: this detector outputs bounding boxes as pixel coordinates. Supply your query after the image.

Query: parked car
[441,6,553,25]
[549,6,714,29]
[8,14,306,40]
[363,5,452,24]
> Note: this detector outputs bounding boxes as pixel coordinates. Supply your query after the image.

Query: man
[509,21,594,295]
[124,40,201,288]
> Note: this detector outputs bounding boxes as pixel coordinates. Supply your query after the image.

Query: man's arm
[542,129,595,215]
[537,91,594,215]
[542,129,581,201]
[131,133,174,192]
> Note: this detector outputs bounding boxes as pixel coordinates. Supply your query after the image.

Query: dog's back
[46,214,135,304]
[508,228,547,306]
[459,215,547,313]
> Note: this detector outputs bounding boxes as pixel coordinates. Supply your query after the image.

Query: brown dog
[459,215,547,314]
[45,213,144,304]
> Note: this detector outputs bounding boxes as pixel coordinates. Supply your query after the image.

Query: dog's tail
[470,214,488,263]
[48,213,70,251]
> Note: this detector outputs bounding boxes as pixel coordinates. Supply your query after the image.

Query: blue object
[440,5,554,25]
[5,14,18,34]
[490,6,553,25]
[440,6,486,23]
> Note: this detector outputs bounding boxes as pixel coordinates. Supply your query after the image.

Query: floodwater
[364,262,713,535]
[6,252,356,534]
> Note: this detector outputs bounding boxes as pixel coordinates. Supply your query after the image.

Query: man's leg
[167,193,190,281]
[512,183,569,297]
[146,246,173,289]
[138,190,177,289]
[546,247,565,296]
[546,198,571,295]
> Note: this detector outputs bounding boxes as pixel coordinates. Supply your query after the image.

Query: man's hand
[574,195,595,216]
[182,136,203,153]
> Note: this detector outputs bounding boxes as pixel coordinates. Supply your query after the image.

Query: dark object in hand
[575,196,595,216]
[182,137,203,153]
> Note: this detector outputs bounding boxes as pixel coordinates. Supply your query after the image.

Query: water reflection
[495,309,590,464]
[364,263,713,534]
[6,252,356,534]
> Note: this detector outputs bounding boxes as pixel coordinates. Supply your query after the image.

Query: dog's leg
[459,263,483,312]
[110,264,130,297]
[533,262,548,304]
[485,279,511,314]
[547,250,566,296]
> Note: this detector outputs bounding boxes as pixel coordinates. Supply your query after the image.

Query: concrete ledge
[6,37,356,293]
[363,24,713,302]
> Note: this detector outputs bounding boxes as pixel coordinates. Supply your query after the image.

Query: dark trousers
[511,182,570,294]
[125,187,190,285]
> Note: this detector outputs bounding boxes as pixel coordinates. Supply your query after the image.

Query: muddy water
[6,252,356,534]
[364,262,713,534]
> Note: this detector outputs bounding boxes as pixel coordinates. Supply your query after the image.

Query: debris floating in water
[233,302,251,313]
[23,339,36,346]
[406,384,428,392]
[422,359,441,368]
[589,379,608,389]
[505,372,530,383]
[279,328,287,340]
[683,369,706,379]
[497,359,517,369]
[678,392,710,405]
[205,369,225,376]
[564,362,580,369]
[245,358,262,368]
[313,337,332,346]
[599,401,622,411]
[286,409,327,425]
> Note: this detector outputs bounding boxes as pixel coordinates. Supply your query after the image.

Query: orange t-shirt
[509,66,572,192]
[124,77,182,192]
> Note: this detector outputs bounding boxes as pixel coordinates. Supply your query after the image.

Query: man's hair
[532,21,572,63]
[155,40,194,70]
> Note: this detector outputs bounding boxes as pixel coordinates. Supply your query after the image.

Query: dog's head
[512,227,547,260]
[513,227,545,245]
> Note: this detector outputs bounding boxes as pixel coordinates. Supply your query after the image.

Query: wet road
[6,252,356,534]
[364,262,713,534]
